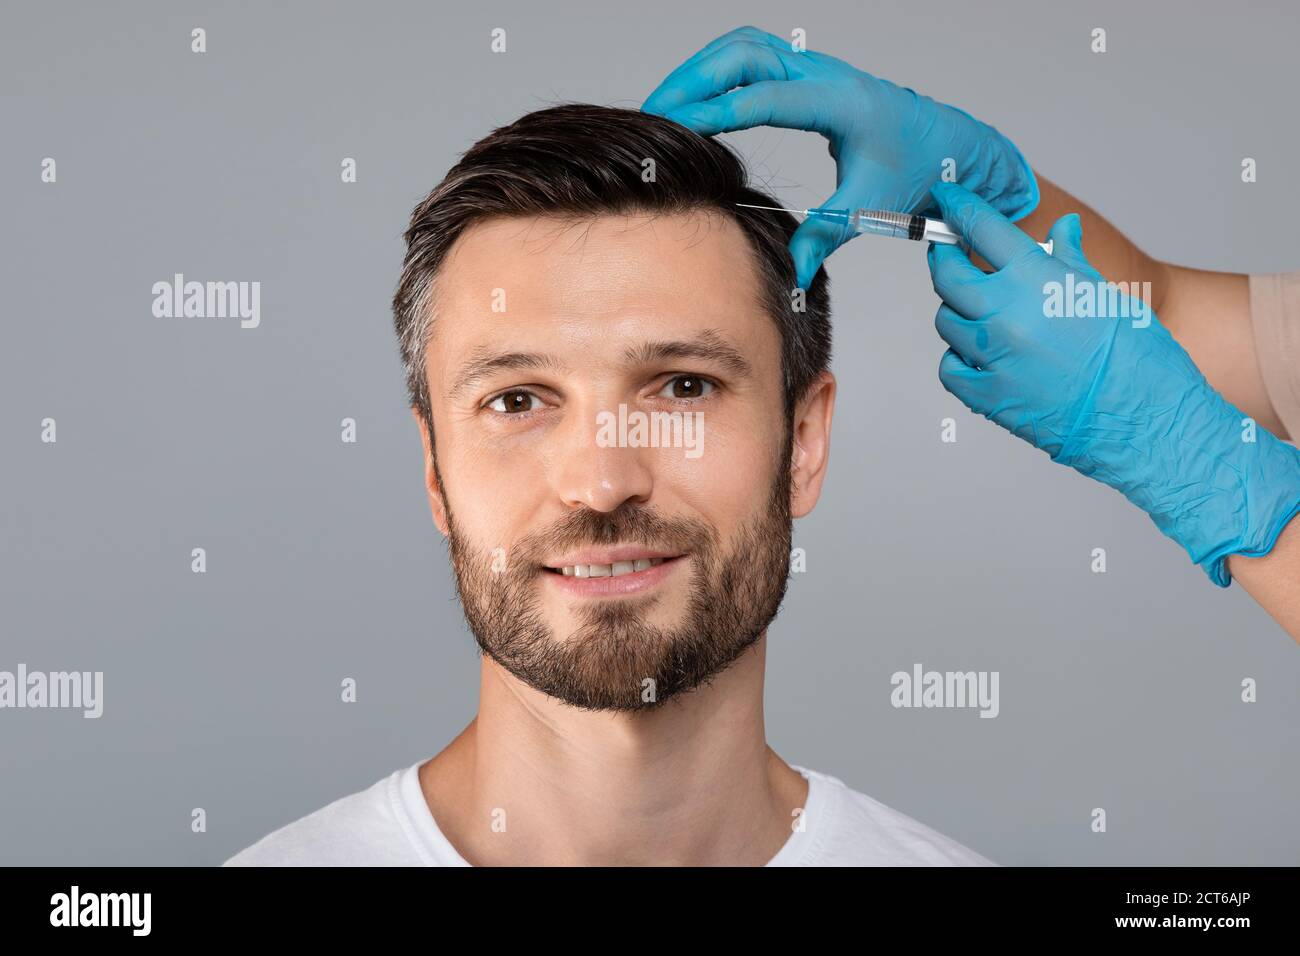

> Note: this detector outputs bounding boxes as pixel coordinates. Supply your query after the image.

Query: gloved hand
[926,181,1300,586]
[641,25,1040,289]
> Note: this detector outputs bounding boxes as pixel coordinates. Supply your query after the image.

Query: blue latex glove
[641,25,1040,289]
[926,181,1300,586]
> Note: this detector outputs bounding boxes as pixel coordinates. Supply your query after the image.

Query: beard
[440,437,794,713]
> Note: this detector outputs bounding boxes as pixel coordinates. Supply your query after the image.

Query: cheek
[653,413,783,520]
[437,428,552,545]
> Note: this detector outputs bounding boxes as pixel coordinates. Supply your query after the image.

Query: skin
[1011,178,1300,643]
[410,210,836,865]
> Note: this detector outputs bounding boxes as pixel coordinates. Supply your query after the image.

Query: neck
[418,633,808,865]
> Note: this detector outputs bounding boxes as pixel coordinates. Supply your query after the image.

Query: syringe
[735,203,1054,255]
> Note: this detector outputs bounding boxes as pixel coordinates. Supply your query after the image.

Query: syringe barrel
[850,208,917,240]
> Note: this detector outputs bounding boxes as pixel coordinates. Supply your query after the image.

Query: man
[642,25,1300,641]
[224,104,994,866]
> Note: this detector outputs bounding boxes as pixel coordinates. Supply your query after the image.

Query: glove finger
[929,181,1043,272]
[1046,213,1093,274]
[938,347,993,413]
[643,26,792,115]
[642,36,790,119]
[934,303,993,368]
[664,78,834,138]
[788,177,885,288]
[927,241,990,318]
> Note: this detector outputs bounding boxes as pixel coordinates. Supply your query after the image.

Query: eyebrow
[622,330,753,379]
[447,330,753,401]
[448,349,572,400]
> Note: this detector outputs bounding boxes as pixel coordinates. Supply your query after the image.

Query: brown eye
[659,375,714,400]
[488,390,541,414]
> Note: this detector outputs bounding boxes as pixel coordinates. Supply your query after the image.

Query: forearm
[1007,176,1289,439]
[1011,176,1169,308]
[1228,513,1300,645]
[979,176,1300,628]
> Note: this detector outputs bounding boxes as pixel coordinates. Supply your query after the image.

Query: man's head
[392,104,834,712]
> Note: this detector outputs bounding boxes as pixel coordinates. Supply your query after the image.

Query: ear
[789,371,835,519]
[412,407,450,537]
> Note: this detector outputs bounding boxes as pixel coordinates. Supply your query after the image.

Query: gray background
[2,0,1297,866]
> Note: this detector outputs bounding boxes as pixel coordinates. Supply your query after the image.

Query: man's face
[418,210,804,712]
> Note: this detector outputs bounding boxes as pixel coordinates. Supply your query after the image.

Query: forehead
[426,210,779,368]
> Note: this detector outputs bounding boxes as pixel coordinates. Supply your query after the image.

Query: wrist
[1197,428,1300,586]
[1141,387,1300,586]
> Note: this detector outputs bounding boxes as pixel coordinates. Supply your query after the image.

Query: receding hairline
[415,204,774,352]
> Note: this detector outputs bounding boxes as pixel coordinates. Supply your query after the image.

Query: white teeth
[558,557,668,578]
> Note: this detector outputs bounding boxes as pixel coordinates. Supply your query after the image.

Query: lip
[543,554,687,598]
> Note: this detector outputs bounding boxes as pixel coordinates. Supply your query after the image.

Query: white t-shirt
[223,760,996,867]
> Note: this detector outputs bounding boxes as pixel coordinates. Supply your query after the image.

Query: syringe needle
[734,202,807,215]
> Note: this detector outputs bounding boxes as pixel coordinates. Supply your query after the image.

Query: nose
[554,401,654,513]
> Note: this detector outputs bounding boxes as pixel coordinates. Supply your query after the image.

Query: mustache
[508,503,717,569]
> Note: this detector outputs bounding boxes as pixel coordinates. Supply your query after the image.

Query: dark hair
[391,103,831,430]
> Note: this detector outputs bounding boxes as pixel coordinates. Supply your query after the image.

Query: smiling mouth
[543,556,685,578]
